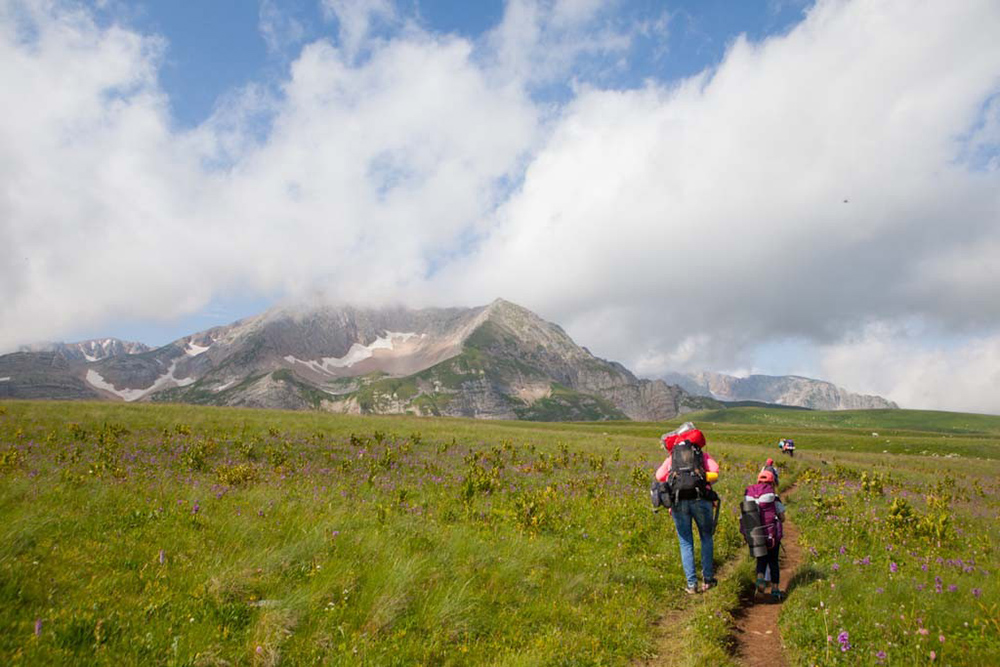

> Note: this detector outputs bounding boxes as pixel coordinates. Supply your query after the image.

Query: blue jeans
[671,498,715,588]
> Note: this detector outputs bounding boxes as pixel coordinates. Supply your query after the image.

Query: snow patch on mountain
[86,361,195,401]
[284,332,420,374]
[185,342,210,356]
[0,377,9,382]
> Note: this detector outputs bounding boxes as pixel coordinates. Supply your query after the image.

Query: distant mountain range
[17,339,151,362]
[0,300,720,421]
[662,370,898,411]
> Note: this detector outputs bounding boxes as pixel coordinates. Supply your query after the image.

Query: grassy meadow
[0,401,997,665]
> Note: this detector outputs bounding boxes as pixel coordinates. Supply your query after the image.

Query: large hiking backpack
[742,482,783,551]
[668,439,707,502]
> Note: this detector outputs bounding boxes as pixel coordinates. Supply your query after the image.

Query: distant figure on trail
[761,458,780,487]
[654,422,720,594]
[778,439,795,457]
[741,469,787,602]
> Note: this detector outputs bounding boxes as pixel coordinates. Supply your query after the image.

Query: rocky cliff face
[663,370,898,410]
[0,352,103,400]
[1,300,716,421]
[17,338,151,362]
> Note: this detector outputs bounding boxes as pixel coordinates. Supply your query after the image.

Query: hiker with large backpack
[653,422,720,594]
[740,469,787,601]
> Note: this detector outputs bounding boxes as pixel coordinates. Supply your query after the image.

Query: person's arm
[655,457,671,482]
[775,498,786,521]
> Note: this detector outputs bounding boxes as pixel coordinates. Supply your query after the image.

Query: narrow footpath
[731,516,803,666]
[641,484,803,667]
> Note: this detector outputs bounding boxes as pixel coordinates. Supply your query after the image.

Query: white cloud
[0,0,538,349]
[819,325,1000,413]
[484,0,632,86]
[258,0,305,56]
[434,0,1000,407]
[3,0,1000,413]
[321,0,396,61]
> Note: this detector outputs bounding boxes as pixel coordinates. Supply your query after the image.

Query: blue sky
[113,0,810,129]
[3,0,1000,412]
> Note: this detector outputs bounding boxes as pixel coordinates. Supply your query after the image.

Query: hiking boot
[771,588,785,602]
[756,577,767,594]
[685,585,698,595]
[700,579,717,592]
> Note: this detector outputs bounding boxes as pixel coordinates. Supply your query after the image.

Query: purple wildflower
[876,587,884,594]
[948,585,957,592]
[158,549,165,564]
[838,630,851,652]
[34,619,42,637]
[890,562,898,574]
[839,545,846,555]
[832,563,840,571]
[930,650,936,661]
[973,588,982,598]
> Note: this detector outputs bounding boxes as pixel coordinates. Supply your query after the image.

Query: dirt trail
[641,485,804,667]
[732,488,803,667]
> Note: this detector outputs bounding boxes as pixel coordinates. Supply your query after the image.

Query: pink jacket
[655,452,720,482]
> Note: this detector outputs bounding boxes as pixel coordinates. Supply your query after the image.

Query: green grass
[0,401,998,665]
[691,406,1000,436]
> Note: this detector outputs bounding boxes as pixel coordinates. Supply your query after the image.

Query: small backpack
[650,478,672,510]
[668,439,707,502]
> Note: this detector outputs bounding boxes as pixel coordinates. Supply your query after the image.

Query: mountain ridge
[1,300,719,421]
[663,370,898,411]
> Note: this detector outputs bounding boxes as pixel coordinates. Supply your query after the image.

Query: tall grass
[1,401,997,664]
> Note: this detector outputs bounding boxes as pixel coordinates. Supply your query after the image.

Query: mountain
[662,370,898,410]
[17,338,151,362]
[1,300,719,421]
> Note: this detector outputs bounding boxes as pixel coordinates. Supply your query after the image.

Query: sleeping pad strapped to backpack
[740,482,783,557]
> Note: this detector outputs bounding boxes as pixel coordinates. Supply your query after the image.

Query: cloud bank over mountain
[2,0,999,413]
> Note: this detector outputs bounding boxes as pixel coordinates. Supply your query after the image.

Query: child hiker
[743,469,786,601]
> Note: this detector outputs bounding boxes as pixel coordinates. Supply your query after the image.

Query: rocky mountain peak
[664,370,898,410]
[1,299,719,421]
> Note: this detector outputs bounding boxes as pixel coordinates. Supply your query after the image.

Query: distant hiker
[741,469,786,601]
[654,422,720,594]
[761,458,779,487]
[783,439,796,457]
